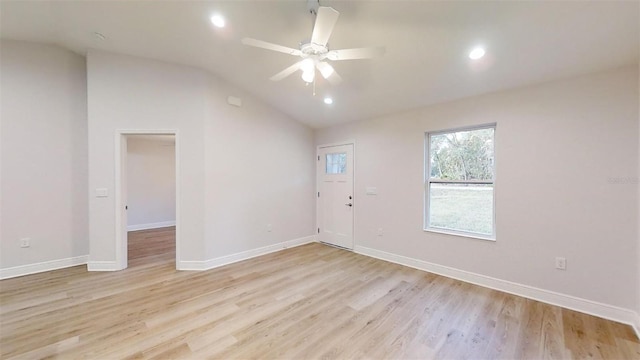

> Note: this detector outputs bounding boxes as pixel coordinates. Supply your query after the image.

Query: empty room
[1,0,639,359]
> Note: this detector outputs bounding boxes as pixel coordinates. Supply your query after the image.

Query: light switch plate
[95,188,109,197]
[366,187,378,195]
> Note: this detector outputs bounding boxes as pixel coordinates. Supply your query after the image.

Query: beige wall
[126,137,176,230]
[316,66,639,312]
[0,40,88,269]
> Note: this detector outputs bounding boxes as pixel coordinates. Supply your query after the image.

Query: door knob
[345,203,353,207]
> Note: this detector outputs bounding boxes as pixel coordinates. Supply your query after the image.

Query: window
[425,124,495,239]
[326,152,347,174]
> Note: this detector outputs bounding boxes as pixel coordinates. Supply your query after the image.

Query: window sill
[423,228,496,242]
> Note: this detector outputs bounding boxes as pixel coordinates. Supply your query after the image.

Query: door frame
[115,129,180,270]
[316,140,356,249]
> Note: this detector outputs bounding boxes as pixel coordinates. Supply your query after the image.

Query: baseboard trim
[177,235,316,271]
[634,314,640,341]
[0,255,88,280]
[87,260,120,271]
[127,220,176,232]
[354,245,640,336]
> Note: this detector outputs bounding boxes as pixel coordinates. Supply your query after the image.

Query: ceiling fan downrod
[307,0,320,16]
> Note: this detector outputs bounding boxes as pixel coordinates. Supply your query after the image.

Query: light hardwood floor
[127,226,176,267]
[1,227,639,359]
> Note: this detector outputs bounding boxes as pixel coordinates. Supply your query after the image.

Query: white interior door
[317,144,354,249]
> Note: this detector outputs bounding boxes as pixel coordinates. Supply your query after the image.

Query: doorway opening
[115,131,180,270]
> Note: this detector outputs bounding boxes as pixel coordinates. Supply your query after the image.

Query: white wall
[88,51,207,265]
[87,51,315,268]
[126,137,176,230]
[316,66,639,313]
[204,77,315,260]
[0,40,88,269]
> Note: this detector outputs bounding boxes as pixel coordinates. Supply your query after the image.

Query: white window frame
[424,123,496,241]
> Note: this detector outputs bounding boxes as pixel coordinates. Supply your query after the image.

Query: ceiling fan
[241,0,385,86]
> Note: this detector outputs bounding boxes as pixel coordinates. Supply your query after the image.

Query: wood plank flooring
[127,227,176,267]
[1,227,639,359]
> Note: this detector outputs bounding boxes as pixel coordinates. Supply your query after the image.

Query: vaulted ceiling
[1,1,638,128]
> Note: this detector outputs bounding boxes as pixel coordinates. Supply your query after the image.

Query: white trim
[1,255,88,279]
[177,235,316,271]
[127,221,176,232]
[113,129,180,272]
[423,228,495,242]
[426,122,498,136]
[429,180,494,184]
[175,133,181,268]
[87,260,120,271]
[317,139,357,149]
[114,132,127,270]
[354,245,640,335]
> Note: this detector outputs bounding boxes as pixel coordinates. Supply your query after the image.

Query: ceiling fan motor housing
[300,42,328,59]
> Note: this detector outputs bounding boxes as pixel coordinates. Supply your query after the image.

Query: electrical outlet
[267,224,272,232]
[377,228,384,236]
[20,238,30,248]
[555,257,566,270]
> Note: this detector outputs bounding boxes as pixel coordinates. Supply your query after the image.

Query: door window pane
[326,152,347,174]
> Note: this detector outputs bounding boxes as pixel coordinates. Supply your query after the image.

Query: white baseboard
[0,255,88,280]
[127,220,176,232]
[87,260,120,271]
[354,245,640,337]
[178,235,316,271]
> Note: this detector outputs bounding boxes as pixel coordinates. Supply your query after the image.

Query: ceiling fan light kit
[301,70,315,83]
[241,1,385,90]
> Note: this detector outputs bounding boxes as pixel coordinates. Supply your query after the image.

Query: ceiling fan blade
[270,61,304,81]
[311,6,339,47]
[242,38,302,56]
[316,62,342,85]
[326,47,386,61]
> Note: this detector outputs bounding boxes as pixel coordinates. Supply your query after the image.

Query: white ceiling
[1,1,638,128]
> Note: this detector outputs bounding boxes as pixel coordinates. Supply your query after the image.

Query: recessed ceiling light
[324,97,333,105]
[469,47,485,60]
[210,14,225,28]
